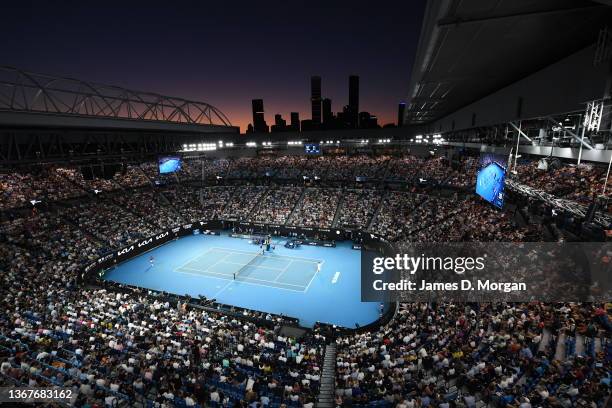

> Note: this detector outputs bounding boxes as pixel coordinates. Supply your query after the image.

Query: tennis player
[149,256,155,267]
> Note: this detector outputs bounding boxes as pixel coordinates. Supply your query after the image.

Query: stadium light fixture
[225,142,234,147]
[246,142,257,147]
[197,143,217,151]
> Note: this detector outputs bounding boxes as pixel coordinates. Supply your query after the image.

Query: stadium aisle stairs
[246,186,271,220]
[57,207,106,246]
[284,187,307,225]
[156,187,186,222]
[366,191,388,231]
[538,329,548,352]
[380,159,393,182]
[331,190,345,228]
[575,334,585,356]
[554,332,567,361]
[316,343,336,408]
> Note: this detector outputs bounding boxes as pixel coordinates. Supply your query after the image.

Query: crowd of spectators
[163,186,235,223]
[369,192,427,240]
[1,155,609,212]
[0,154,610,408]
[405,197,542,243]
[113,189,183,230]
[222,186,268,221]
[251,187,303,225]
[335,189,384,229]
[274,156,329,180]
[288,188,343,228]
[445,157,478,188]
[0,210,325,407]
[62,198,157,250]
[0,167,87,209]
[335,302,610,408]
[385,156,452,184]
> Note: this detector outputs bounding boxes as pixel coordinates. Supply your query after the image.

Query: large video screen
[305,144,321,154]
[158,156,182,174]
[475,153,506,209]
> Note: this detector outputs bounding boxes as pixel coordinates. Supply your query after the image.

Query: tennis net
[234,251,263,279]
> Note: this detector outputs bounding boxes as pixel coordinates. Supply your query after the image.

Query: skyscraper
[274,114,285,127]
[322,98,333,126]
[251,99,268,133]
[398,102,406,127]
[359,111,378,129]
[271,113,287,132]
[290,112,300,131]
[311,76,322,126]
[348,75,359,128]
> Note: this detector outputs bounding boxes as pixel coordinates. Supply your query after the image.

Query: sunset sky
[1,1,426,133]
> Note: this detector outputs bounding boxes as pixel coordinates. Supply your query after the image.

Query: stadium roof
[404,0,612,125]
[0,66,238,133]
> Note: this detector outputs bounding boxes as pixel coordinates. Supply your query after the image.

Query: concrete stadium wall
[426,44,610,133]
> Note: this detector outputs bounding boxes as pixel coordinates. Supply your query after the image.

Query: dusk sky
[1,1,426,133]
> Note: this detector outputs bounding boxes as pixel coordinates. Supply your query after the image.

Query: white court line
[222,260,288,272]
[213,280,234,298]
[273,259,293,282]
[175,247,229,271]
[179,266,232,277]
[181,251,233,275]
[176,266,305,288]
[181,259,289,274]
[303,260,324,293]
[173,270,232,282]
[210,246,320,263]
[175,269,305,292]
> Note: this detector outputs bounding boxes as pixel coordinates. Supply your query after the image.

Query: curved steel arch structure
[0,66,233,127]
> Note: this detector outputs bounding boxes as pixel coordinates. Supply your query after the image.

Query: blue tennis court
[101,232,380,328]
[176,247,320,291]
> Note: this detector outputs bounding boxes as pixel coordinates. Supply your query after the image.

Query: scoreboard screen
[305,144,321,154]
[158,156,182,174]
[474,153,507,209]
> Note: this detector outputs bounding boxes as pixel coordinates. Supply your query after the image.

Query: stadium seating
[0,154,610,407]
